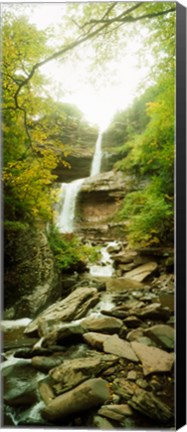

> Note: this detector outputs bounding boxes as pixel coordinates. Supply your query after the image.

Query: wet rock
[49,354,118,395]
[31,355,64,372]
[123,262,158,282]
[81,315,123,334]
[144,324,174,349]
[93,415,114,429]
[14,347,53,359]
[98,404,133,421]
[25,287,100,336]
[42,378,110,421]
[131,341,174,376]
[104,334,139,362]
[3,363,38,407]
[129,387,173,423]
[106,278,147,292]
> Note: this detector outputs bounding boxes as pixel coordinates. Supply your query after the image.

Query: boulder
[24,287,99,336]
[144,324,174,350]
[131,341,174,375]
[106,278,147,292]
[42,378,110,421]
[49,354,118,395]
[4,226,60,318]
[123,262,158,282]
[81,315,123,333]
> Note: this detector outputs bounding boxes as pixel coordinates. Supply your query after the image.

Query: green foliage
[2,12,96,223]
[47,225,100,271]
[118,178,173,247]
[4,220,29,231]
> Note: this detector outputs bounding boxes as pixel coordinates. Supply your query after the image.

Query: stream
[2,130,175,428]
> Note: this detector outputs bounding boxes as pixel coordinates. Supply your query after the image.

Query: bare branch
[13,3,175,106]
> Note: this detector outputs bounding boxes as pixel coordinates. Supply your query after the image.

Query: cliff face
[4,224,61,319]
[75,171,137,240]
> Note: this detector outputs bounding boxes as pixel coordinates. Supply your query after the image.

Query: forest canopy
[2,2,175,246]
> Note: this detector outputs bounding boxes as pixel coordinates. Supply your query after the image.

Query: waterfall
[56,130,102,233]
[90,131,103,177]
[56,178,84,233]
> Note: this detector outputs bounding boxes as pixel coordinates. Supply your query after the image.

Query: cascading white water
[90,131,103,177]
[56,178,84,233]
[56,130,103,233]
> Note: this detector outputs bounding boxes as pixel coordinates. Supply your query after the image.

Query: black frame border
[176,2,186,430]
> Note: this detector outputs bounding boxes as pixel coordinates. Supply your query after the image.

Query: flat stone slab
[98,404,133,421]
[144,324,174,349]
[81,315,123,333]
[131,341,174,375]
[106,278,146,292]
[123,262,158,282]
[83,332,139,362]
[104,334,139,362]
[25,287,99,335]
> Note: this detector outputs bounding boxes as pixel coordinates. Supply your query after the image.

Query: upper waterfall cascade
[56,131,103,233]
[90,131,103,177]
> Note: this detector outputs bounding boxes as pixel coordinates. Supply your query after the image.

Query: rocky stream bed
[1,241,175,428]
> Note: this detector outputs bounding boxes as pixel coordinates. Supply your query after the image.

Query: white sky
[3,2,155,129]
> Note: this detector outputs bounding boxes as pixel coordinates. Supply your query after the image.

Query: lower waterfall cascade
[55,130,103,234]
